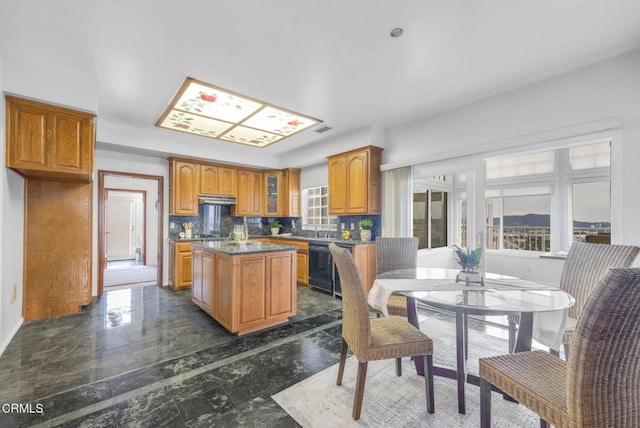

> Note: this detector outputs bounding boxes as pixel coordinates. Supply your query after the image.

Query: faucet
[314,225,320,238]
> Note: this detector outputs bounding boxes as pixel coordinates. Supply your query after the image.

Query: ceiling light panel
[157,77,322,147]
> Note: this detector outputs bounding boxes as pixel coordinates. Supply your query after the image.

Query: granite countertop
[170,235,374,245]
[267,235,372,246]
[191,241,298,255]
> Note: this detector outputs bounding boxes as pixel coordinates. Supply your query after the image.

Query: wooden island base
[191,242,297,335]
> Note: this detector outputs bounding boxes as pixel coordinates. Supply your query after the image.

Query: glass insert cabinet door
[265,171,281,216]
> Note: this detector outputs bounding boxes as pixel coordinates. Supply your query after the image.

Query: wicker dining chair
[329,243,435,420]
[374,237,419,317]
[507,241,640,357]
[479,267,640,428]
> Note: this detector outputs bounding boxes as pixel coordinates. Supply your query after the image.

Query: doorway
[98,171,164,296]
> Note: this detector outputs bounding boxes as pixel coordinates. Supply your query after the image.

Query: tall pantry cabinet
[5,96,95,320]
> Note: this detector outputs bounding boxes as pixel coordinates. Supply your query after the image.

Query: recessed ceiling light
[390,27,404,38]
[156,77,322,148]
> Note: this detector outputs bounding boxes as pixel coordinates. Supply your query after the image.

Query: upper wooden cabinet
[5,96,95,182]
[169,157,300,217]
[264,170,283,217]
[282,168,301,217]
[169,159,198,215]
[328,146,383,215]
[235,169,263,216]
[199,164,237,196]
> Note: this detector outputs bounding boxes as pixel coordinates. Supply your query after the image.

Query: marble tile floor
[0,284,509,427]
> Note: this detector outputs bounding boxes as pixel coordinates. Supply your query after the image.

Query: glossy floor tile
[0,284,343,427]
[0,283,509,427]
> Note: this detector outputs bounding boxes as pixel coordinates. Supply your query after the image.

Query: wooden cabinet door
[268,252,295,317]
[215,255,234,329]
[201,251,215,312]
[171,161,198,215]
[296,251,308,285]
[353,244,376,293]
[236,169,263,216]
[49,110,93,175]
[238,256,267,328]
[169,241,176,284]
[7,98,48,169]
[328,156,348,214]
[192,249,203,303]
[283,168,301,217]
[346,151,369,213]
[176,251,193,288]
[218,166,237,196]
[199,165,219,195]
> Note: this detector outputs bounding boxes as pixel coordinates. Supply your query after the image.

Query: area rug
[273,317,540,427]
[104,265,158,287]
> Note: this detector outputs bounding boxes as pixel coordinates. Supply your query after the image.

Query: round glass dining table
[372,268,575,414]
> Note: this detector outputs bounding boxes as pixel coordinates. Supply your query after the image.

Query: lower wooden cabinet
[169,241,193,290]
[352,243,376,293]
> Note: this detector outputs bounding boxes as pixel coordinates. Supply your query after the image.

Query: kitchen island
[191,241,298,335]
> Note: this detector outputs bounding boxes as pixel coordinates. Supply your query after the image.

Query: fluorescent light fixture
[156,77,322,147]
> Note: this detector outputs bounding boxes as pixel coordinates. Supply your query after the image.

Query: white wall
[0,53,26,355]
[384,49,640,246]
[95,150,169,294]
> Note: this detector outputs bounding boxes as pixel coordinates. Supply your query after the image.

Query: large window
[485,141,610,251]
[409,140,611,254]
[302,186,337,229]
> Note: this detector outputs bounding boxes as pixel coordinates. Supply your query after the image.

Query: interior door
[107,195,135,260]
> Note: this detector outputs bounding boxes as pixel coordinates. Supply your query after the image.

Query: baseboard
[0,317,24,357]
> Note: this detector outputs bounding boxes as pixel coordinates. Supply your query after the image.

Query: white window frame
[302,185,337,231]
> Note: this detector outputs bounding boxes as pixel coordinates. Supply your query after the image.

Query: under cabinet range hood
[198,195,237,205]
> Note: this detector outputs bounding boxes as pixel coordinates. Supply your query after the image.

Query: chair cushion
[387,295,408,317]
[362,316,433,362]
[480,351,571,426]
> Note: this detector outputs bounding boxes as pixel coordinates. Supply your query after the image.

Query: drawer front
[177,242,193,252]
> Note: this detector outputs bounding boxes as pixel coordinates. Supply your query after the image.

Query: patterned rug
[273,316,541,427]
[104,265,158,287]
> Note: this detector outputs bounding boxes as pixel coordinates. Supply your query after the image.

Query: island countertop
[191,241,298,255]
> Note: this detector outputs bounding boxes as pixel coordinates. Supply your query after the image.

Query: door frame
[105,188,147,263]
[98,170,164,296]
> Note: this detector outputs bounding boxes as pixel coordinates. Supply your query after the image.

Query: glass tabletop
[375,268,575,315]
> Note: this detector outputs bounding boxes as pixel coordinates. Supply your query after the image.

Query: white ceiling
[2,1,640,165]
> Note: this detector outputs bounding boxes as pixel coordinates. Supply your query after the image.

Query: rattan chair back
[375,237,419,276]
[560,242,639,319]
[566,267,640,427]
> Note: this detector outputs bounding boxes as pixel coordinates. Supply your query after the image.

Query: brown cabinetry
[6,95,95,182]
[328,146,383,215]
[200,164,237,196]
[264,170,283,217]
[192,247,296,335]
[169,160,198,215]
[353,243,376,293]
[235,169,263,216]
[282,168,301,217]
[169,241,193,290]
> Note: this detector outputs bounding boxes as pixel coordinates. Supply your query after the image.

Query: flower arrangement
[358,219,374,230]
[453,245,483,273]
[269,221,283,228]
